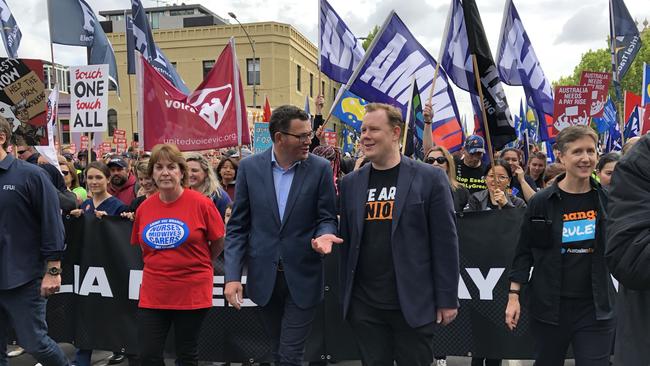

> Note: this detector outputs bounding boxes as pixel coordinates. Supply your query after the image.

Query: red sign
[116,143,127,153]
[553,86,593,134]
[139,41,250,151]
[324,131,338,147]
[112,129,126,144]
[580,71,610,117]
[130,140,139,148]
[116,137,127,144]
[624,91,642,124]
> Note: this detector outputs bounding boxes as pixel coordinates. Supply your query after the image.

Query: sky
[7,0,650,121]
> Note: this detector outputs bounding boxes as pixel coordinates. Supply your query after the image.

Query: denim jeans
[0,279,69,366]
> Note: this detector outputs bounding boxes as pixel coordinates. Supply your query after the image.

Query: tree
[362,25,380,50]
[554,28,650,99]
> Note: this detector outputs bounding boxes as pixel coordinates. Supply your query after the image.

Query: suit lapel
[280,157,310,230]
[391,156,415,236]
[354,164,371,242]
[262,148,282,227]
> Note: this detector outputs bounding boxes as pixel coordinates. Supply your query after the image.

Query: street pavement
[8,343,579,366]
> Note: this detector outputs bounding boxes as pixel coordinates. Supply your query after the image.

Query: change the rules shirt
[131,189,224,310]
[354,163,400,310]
[560,189,597,298]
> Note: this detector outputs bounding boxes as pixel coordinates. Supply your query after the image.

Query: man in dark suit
[224,105,341,366]
[338,103,460,366]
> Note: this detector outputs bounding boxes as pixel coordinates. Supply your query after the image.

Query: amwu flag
[496,0,554,141]
[132,0,189,94]
[48,0,119,91]
[463,0,515,150]
[319,0,364,84]
[623,105,640,139]
[138,38,250,151]
[0,0,21,58]
[347,11,464,152]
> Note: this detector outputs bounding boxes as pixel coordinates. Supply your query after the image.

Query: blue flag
[304,94,310,117]
[126,15,135,75]
[606,121,623,152]
[347,11,464,152]
[643,62,650,105]
[593,97,617,133]
[331,89,367,132]
[0,0,21,58]
[342,126,355,154]
[610,0,642,85]
[131,0,189,94]
[520,101,529,165]
[624,106,640,138]
[319,0,364,84]
[48,0,119,91]
[496,0,554,141]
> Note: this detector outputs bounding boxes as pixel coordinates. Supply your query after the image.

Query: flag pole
[471,54,496,169]
[47,0,64,154]
[401,78,415,155]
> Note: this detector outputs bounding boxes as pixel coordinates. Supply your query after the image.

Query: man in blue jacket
[224,105,341,366]
[0,117,68,366]
[338,103,460,366]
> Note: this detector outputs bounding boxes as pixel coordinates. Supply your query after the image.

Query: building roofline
[99,3,226,21]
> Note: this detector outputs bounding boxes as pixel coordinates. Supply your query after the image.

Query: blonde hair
[185,152,223,199]
[426,146,460,190]
[148,144,189,187]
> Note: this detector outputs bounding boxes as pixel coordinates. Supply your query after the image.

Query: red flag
[263,95,272,123]
[139,38,250,151]
[624,91,642,123]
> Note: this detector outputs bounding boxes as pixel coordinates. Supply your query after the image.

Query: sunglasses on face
[17,150,27,155]
[61,170,70,176]
[425,156,447,164]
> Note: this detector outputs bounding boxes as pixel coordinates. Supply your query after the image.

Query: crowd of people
[0,95,648,366]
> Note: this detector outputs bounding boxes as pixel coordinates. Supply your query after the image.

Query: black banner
[45,209,535,361]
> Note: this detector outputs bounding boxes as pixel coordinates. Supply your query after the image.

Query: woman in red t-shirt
[131,144,224,366]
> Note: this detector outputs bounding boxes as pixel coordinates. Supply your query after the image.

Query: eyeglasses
[281,131,314,143]
[425,156,447,165]
[486,174,509,182]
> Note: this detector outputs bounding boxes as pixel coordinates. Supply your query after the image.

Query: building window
[61,120,70,144]
[148,11,161,29]
[246,58,260,86]
[309,73,314,98]
[321,81,325,98]
[108,109,118,136]
[169,9,195,16]
[296,65,301,92]
[202,60,215,79]
[170,62,177,69]
[332,87,337,101]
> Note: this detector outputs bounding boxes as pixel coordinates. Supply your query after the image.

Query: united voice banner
[580,71,611,118]
[0,57,48,146]
[138,38,251,151]
[44,210,545,361]
[553,86,593,133]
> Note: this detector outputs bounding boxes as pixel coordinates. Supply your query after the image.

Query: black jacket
[606,134,650,366]
[509,174,616,325]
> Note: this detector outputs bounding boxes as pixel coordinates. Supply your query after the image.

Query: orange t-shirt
[131,189,224,309]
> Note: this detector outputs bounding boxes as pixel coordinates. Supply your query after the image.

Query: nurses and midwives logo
[142,218,189,250]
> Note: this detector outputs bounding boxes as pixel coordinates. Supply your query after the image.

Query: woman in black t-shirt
[425,146,469,213]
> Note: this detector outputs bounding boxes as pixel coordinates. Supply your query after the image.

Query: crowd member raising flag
[131,0,189,94]
[0,0,21,58]
[463,0,515,151]
[496,0,554,142]
[318,0,364,84]
[47,0,119,91]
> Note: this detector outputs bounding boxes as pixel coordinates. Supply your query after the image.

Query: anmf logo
[187,85,233,130]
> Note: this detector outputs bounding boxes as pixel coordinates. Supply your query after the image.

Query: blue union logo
[142,218,189,250]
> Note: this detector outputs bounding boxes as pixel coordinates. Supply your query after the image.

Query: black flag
[463,0,515,150]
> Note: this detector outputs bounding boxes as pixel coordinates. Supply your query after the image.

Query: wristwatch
[47,267,62,276]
